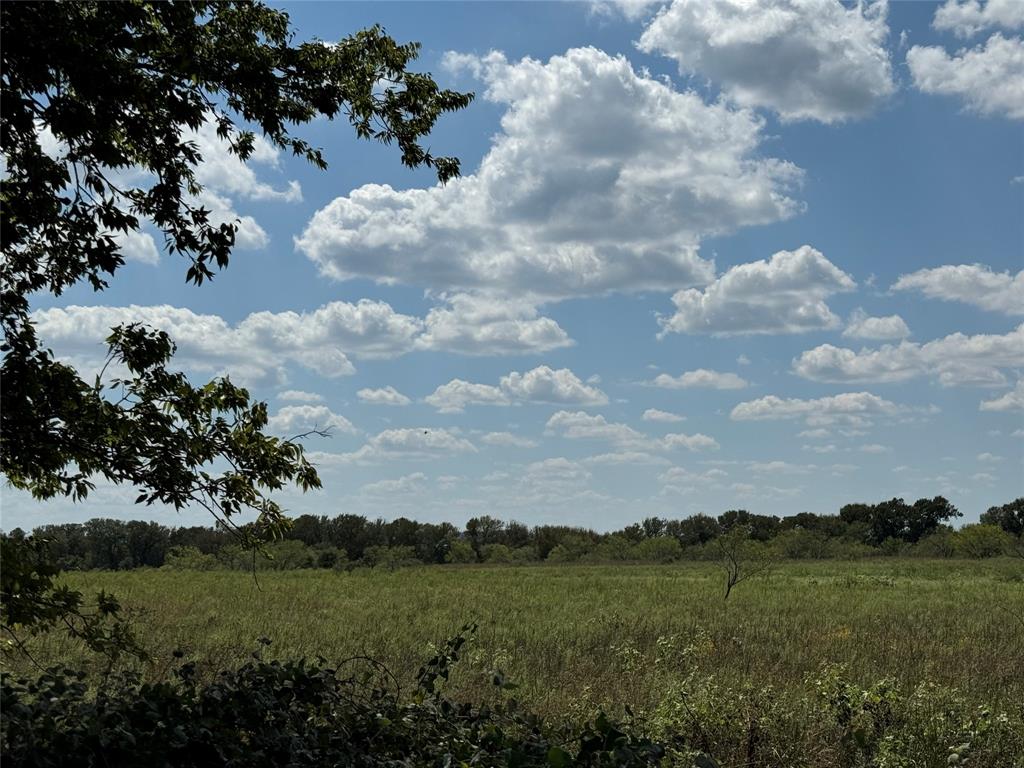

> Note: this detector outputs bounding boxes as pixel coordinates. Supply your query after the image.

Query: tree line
[7,496,1021,571]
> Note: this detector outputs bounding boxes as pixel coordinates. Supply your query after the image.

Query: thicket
[6,497,1021,572]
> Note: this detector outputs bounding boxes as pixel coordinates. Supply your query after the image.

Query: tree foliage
[1,0,470,648]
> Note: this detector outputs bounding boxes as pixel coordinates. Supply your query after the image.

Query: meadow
[10,557,1023,765]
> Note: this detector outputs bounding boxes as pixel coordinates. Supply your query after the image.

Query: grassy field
[9,558,1024,766]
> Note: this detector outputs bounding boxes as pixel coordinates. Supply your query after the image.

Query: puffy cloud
[658,246,855,336]
[581,451,671,465]
[891,264,1023,315]
[731,391,906,426]
[650,368,749,389]
[933,0,1024,38]
[360,473,429,496]
[415,294,572,355]
[278,390,324,403]
[842,309,911,340]
[312,428,477,466]
[546,411,647,445]
[546,410,719,452]
[660,432,720,451]
[638,0,895,123]
[296,47,803,301]
[523,458,592,490]
[907,34,1024,120]
[980,380,1024,411]
[115,230,160,266]
[642,408,686,422]
[189,119,303,203]
[859,443,892,454]
[32,294,573,388]
[480,431,539,448]
[793,324,1024,386]
[425,366,608,413]
[357,386,411,406]
[976,451,1004,461]
[267,405,357,436]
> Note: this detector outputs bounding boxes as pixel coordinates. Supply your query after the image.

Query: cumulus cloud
[842,309,911,340]
[267,405,357,436]
[546,411,647,445]
[296,47,803,301]
[415,294,572,355]
[642,408,686,422]
[360,473,429,496]
[891,264,1023,315]
[424,366,607,413]
[980,380,1024,411]
[793,324,1024,387]
[731,391,907,427]
[480,431,539,448]
[190,119,303,203]
[277,390,324,403]
[115,230,160,266]
[638,0,895,123]
[357,386,411,406]
[907,33,1024,120]
[650,368,749,389]
[32,294,573,388]
[311,428,477,466]
[546,410,719,452]
[658,245,855,336]
[933,0,1024,38]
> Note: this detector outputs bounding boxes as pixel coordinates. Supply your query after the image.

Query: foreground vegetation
[6,559,1023,766]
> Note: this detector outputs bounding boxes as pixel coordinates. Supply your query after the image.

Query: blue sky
[6,0,1023,531]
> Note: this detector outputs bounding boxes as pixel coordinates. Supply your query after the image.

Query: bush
[954,525,1013,558]
[482,543,513,563]
[445,540,476,564]
[633,537,683,563]
[363,545,419,570]
[0,629,668,768]
[772,529,833,559]
[162,546,218,571]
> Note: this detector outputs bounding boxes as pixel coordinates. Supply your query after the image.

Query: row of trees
[8,497,1021,571]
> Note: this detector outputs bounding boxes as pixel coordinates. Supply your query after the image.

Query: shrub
[162,546,218,571]
[445,540,476,564]
[954,525,1013,558]
[633,537,683,563]
[0,629,668,768]
[482,543,513,563]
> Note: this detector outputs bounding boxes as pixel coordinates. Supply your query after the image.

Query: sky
[4,0,1023,532]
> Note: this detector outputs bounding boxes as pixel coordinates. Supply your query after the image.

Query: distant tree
[717,510,779,542]
[954,524,1013,559]
[665,514,721,546]
[980,498,1024,536]
[641,516,666,539]
[715,526,773,600]
[465,516,506,559]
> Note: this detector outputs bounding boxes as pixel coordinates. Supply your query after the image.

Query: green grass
[13,558,1023,715]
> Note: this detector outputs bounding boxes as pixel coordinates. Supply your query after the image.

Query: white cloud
[892,264,1024,315]
[638,0,895,123]
[32,294,575,389]
[933,0,1024,38]
[425,365,608,413]
[296,47,803,301]
[907,33,1024,120]
[582,451,671,465]
[859,443,892,454]
[312,428,477,466]
[267,405,357,436]
[415,293,573,355]
[980,380,1024,411]
[736,354,752,365]
[658,245,855,336]
[190,118,303,203]
[793,324,1024,387]
[651,368,749,389]
[977,451,1004,462]
[357,386,411,406]
[731,391,906,426]
[278,390,324,403]
[481,431,538,448]
[797,428,831,439]
[660,432,720,452]
[546,410,647,445]
[360,473,428,496]
[842,308,911,340]
[642,408,686,422]
[545,410,718,452]
[115,230,160,266]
